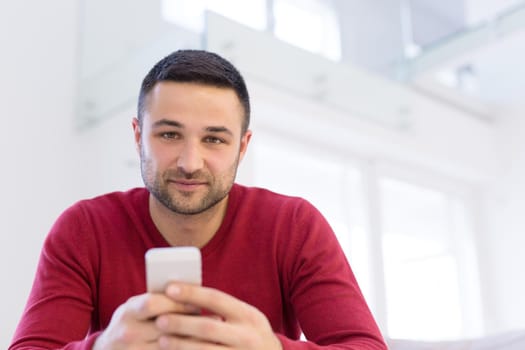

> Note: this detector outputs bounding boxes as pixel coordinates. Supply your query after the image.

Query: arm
[9,204,196,350]
[278,200,387,349]
[9,206,100,349]
[9,203,179,350]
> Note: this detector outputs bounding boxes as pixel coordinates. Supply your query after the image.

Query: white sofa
[386,330,525,350]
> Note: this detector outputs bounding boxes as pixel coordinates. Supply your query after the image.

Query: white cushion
[386,330,525,350]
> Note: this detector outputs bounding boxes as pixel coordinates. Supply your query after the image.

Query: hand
[155,283,283,350]
[92,292,199,350]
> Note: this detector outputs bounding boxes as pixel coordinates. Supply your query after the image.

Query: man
[10,50,387,349]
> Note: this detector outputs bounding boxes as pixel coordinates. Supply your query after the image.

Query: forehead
[144,81,244,131]
[144,81,243,123]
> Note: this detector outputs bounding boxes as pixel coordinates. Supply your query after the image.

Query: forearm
[9,332,101,350]
[277,333,387,350]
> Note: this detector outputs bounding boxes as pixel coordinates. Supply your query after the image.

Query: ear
[238,129,252,162]
[132,117,141,155]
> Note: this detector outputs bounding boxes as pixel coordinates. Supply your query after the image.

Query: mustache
[165,168,207,180]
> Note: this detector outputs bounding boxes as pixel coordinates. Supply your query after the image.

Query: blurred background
[1,0,525,347]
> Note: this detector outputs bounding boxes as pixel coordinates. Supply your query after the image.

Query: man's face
[133,81,251,215]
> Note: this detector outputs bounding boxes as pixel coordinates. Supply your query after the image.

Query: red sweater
[10,184,386,349]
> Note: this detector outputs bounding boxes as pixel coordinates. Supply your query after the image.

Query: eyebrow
[151,119,234,136]
[206,126,234,136]
[152,119,183,128]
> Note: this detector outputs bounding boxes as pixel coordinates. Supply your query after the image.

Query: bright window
[161,0,341,61]
[379,177,477,340]
[273,0,341,60]
[161,0,267,32]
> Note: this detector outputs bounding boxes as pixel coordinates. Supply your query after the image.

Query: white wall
[0,2,146,346]
[481,112,525,334]
[1,1,524,347]
[0,1,79,347]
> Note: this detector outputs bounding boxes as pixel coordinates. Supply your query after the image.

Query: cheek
[142,137,164,156]
[141,142,168,167]
[209,151,240,172]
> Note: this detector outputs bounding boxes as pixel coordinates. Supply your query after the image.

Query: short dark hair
[137,49,250,133]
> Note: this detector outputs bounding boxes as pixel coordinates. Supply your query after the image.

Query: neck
[149,195,229,248]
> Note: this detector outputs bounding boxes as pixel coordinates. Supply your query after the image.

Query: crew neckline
[139,184,242,257]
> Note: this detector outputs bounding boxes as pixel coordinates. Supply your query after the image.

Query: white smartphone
[145,246,202,293]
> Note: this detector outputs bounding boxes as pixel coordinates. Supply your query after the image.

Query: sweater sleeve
[9,204,101,349]
[278,200,387,350]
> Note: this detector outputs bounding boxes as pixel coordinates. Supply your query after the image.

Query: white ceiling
[404,0,525,119]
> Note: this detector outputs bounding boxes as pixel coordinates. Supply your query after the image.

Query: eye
[159,131,179,140]
[204,136,225,144]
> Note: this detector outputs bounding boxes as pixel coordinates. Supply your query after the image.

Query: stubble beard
[140,156,238,216]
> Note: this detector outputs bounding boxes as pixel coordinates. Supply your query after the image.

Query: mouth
[168,179,208,191]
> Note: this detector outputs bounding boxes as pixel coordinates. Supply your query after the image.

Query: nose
[176,140,204,174]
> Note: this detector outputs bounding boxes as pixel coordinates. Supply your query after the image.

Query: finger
[124,293,197,321]
[157,332,230,350]
[133,320,164,343]
[156,313,239,345]
[97,311,163,348]
[165,284,258,323]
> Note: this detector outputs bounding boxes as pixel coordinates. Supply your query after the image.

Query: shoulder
[73,187,148,212]
[228,183,329,232]
[57,187,148,223]
[47,188,149,244]
[230,183,314,212]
